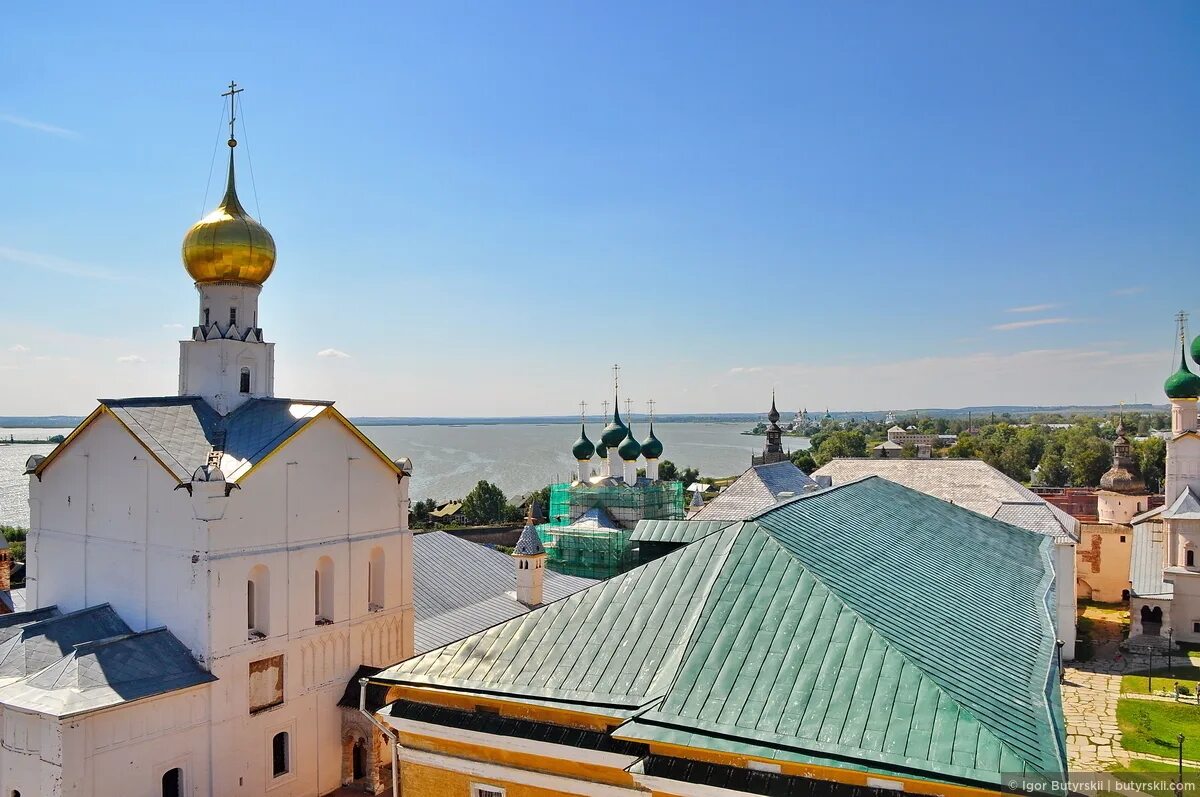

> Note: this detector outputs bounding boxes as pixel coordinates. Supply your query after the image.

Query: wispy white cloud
[116,354,146,364]
[991,317,1073,332]
[0,246,119,280]
[317,348,351,359]
[0,113,78,138]
[1111,286,1146,296]
[728,366,763,374]
[7,344,29,353]
[1005,303,1061,314]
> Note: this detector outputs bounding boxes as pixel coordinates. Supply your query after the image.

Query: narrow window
[240,367,251,394]
[162,768,182,797]
[229,306,237,327]
[1195,622,1200,634]
[1188,550,1195,568]
[203,307,210,326]
[247,580,255,631]
[248,565,270,637]
[272,732,289,777]
[368,547,385,610]
[315,556,334,622]
[1120,535,1126,543]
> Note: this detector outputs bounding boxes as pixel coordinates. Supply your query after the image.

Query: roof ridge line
[749,519,1047,771]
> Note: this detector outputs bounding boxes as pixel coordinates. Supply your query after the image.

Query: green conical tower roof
[596,440,607,459]
[641,421,663,459]
[572,423,595,460]
[1166,340,1200,399]
[601,403,628,447]
[618,423,642,461]
[1192,334,1200,367]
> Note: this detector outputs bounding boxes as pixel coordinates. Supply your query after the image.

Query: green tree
[1060,429,1111,487]
[1,526,26,562]
[1033,447,1069,488]
[900,443,918,459]
[461,480,507,525]
[813,430,867,466]
[1136,436,1166,493]
[657,460,680,482]
[408,498,436,529]
[678,466,700,486]
[789,449,816,473]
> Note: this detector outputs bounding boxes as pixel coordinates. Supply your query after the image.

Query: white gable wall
[202,412,413,796]
[26,411,211,656]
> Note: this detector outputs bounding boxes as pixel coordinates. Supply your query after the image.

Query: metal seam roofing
[376,477,1063,787]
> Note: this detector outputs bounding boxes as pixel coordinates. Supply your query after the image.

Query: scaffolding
[538,480,684,579]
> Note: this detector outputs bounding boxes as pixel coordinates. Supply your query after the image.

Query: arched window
[368,547,385,610]
[239,367,251,394]
[248,565,270,637]
[315,556,334,623]
[272,731,289,777]
[203,307,210,326]
[162,768,182,797]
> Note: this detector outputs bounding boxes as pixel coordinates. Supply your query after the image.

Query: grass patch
[1122,665,1200,695]
[1117,699,1200,760]
[1107,759,1200,797]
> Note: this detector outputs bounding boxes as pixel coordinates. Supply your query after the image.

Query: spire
[768,390,780,424]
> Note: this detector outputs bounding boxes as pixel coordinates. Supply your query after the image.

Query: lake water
[0,422,809,527]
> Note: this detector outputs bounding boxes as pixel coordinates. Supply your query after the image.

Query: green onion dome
[601,407,628,447]
[618,425,642,461]
[641,422,663,459]
[1166,340,1200,399]
[572,424,595,460]
[1192,335,1200,367]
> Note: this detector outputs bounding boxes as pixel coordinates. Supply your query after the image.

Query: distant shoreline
[0,402,1168,430]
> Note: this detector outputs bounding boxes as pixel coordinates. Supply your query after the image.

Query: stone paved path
[1064,645,1200,772]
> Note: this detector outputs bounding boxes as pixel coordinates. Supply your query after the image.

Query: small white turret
[512,507,546,607]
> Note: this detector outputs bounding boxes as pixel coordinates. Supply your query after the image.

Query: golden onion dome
[182,148,276,285]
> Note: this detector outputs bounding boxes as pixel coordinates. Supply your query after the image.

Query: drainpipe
[359,677,400,797]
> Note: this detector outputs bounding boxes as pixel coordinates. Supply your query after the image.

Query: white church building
[1130,326,1200,645]
[4,92,414,796]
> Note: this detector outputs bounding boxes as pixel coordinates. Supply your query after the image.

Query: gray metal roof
[814,458,1078,542]
[990,502,1078,543]
[412,531,595,654]
[1130,521,1172,598]
[691,461,818,521]
[97,396,332,482]
[1162,486,1200,520]
[630,519,736,544]
[563,506,620,530]
[0,605,214,717]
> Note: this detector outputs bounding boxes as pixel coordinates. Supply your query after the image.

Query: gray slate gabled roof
[0,605,214,717]
[814,458,1079,542]
[691,461,818,521]
[512,524,545,556]
[100,396,331,482]
[412,531,595,654]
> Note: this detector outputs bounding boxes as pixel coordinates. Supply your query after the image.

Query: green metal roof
[375,476,1064,789]
[1166,340,1200,399]
[631,519,735,544]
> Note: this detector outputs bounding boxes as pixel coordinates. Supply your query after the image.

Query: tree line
[787,414,1167,491]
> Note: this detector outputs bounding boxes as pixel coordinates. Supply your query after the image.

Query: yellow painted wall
[1076,523,1132,603]
[401,761,590,797]
[400,730,638,788]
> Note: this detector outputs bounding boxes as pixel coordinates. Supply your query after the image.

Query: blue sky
[1,2,1197,416]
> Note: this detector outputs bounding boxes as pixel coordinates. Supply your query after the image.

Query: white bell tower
[177,80,278,415]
